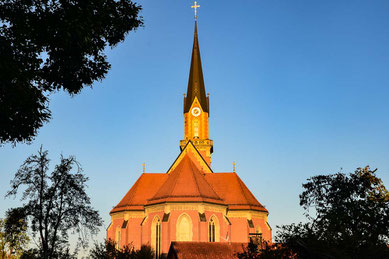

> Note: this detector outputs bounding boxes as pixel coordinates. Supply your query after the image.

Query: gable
[167,140,212,174]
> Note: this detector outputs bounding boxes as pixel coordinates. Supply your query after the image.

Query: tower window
[194,119,199,138]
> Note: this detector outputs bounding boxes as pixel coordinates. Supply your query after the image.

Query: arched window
[116,227,121,249]
[255,225,263,245]
[208,216,220,242]
[209,218,215,242]
[151,216,161,259]
[176,213,193,241]
[194,119,199,138]
[255,225,262,235]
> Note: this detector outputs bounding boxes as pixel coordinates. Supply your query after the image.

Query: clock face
[191,107,201,117]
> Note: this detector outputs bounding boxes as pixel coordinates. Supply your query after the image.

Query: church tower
[108,3,272,257]
[180,21,213,165]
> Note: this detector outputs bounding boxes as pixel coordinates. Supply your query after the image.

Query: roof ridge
[164,159,184,199]
[188,158,202,198]
[188,156,223,201]
[166,140,213,174]
[188,140,213,173]
[123,173,144,204]
[234,173,251,205]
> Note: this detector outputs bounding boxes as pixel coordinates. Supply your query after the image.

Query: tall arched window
[255,225,263,245]
[208,216,220,242]
[176,213,193,241]
[255,225,262,235]
[209,218,215,242]
[151,216,161,259]
[116,227,121,249]
[194,119,199,138]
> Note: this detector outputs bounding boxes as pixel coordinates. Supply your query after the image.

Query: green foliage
[236,239,296,259]
[276,166,389,259]
[89,239,155,259]
[0,208,30,258]
[6,147,103,259]
[0,0,143,145]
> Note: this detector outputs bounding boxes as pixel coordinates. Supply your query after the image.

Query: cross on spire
[191,1,200,20]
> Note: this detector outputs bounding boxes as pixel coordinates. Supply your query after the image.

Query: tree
[276,166,389,259]
[6,147,103,258]
[236,238,297,259]
[0,0,143,145]
[0,208,30,258]
[89,239,154,259]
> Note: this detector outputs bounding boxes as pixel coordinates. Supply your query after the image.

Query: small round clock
[191,107,201,117]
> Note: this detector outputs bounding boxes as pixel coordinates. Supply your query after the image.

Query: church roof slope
[205,173,268,212]
[110,173,168,213]
[147,154,224,205]
[184,21,209,113]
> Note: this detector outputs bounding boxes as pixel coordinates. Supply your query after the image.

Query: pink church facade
[108,19,271,257]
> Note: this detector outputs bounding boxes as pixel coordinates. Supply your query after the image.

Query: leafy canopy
[89,239,155,259]
[0,208,30,258]
[6,147,103,258]
[276,166,389,259]
[0,0,143,145]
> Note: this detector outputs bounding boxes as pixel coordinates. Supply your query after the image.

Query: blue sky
[1,0,389,249]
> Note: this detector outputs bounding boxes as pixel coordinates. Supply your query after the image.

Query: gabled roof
[110,173,167,213]
[184,21,209,113]
[205,173,268,212]
[167,140,212,174]
[147,154,224,205]
[168,242,247,259]
[111,143,267,213]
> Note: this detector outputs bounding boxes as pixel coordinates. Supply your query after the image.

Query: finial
[233,162,236,172]
[207,92,210,97]
[191,1,200,21]
[142,163,145,173]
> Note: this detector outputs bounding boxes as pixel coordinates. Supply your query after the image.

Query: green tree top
[0,0,143,145]
[6,147,102,258]
[277,166,389,258]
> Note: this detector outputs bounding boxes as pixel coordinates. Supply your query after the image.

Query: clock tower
[180,21,213,165]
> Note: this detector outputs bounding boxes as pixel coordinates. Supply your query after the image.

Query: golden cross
[191,1,200,20]
[142,163,145,173]
[233,162,236,172]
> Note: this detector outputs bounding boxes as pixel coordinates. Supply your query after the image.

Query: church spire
[180,11,213,166]
[184,20,209,113]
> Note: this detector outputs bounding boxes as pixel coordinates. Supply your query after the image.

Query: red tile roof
[110,173,167,213]
[111,145,267,213]
[147,155,224,205]
[167,242,247,259]
[206,173,268,212]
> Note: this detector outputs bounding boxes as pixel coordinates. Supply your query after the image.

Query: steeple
[180,16,213,166]
[184,21,209,113]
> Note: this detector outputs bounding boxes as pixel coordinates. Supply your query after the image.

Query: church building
[107,5,271,257]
